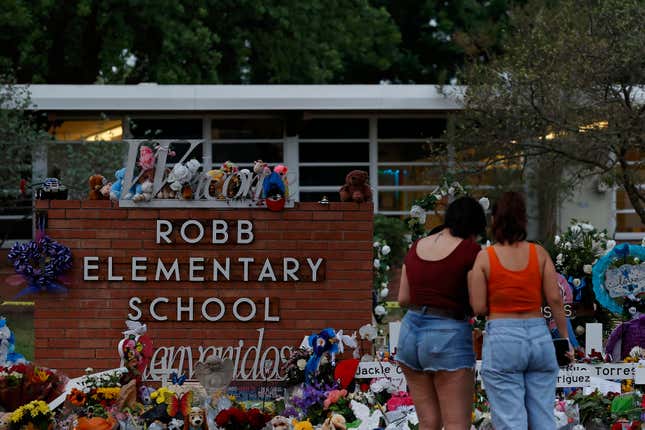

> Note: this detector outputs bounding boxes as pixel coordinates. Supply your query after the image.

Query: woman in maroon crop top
[397,196,486,430]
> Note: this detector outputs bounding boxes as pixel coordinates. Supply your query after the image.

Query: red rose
[229,407,248,426]
[247,408,269,429]
[215,409,231,427]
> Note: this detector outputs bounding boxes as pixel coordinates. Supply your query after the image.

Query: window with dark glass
[129,118,202,139]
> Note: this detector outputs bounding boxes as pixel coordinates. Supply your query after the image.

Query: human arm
[468,250,489,316]
[397,265,410,306]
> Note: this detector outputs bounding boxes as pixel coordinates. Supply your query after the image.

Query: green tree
[451,0,645,233]
[364,0,523,84]
[0,78,50,198]
[0,0,401,84]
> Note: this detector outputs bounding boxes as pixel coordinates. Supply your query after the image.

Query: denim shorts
[396,309,475,372]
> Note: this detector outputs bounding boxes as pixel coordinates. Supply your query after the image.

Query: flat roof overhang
[22,84,464,111]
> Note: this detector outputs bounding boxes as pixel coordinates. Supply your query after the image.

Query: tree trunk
[618,155,645,226]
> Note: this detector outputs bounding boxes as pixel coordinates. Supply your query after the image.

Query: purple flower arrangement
[7,234,72,296]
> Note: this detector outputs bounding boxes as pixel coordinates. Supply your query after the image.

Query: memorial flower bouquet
[0,364,66,412]
[8,400,53,430]
[64,370,123,417]
[551,220,611,303]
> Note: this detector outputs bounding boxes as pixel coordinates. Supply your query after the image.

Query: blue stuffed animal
[262,171,285,198]
[110,168,126,200]
[0,317,26,366]
[110,168,141,200]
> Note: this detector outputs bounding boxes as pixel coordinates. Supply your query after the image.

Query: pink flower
[323,389,347,409]
[386,391,414,411]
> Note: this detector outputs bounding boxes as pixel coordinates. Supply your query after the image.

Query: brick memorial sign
[32,200,373,382]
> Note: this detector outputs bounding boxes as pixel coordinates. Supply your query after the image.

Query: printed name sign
[557,365,592,387]
[354,362,403,379]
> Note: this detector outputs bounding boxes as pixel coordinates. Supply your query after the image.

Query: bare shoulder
[474,248,489,267]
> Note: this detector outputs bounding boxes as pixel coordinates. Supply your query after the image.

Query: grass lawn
[1,302,34,361]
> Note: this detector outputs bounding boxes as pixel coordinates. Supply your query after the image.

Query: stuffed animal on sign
[133,170,154,202]
[206,169,225,199]
[253,160,272,198]
[263,170,286,211]
[187,407,208,430]
[273,164,290,198]
[110,168,125,200]
[167,163,192,199]
[339,170,372,203]
[220,160,240,198]
[88,174,107,200]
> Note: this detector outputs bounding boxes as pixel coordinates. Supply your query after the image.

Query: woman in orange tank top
[468,192,570,430]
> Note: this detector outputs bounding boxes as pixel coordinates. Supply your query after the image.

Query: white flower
[448,186,455,195]
[85,367,94,374]
[370,380,385,393]
[575,325,585,336]
[386,265,390,271]
[556,253,564,265]
[409,205,424,218]
[373,259,381,269]
[572,278,581,287]
[570,224,581,234]
[606,240,616,250]
[381,245,391,256]
[429,18,438,27]
[380,282,388,289]
[564,242,572,250]
[359,324,378,341]
[409,205,427,224]
[580,223,594,232]
[373,241,381,248]
[485,240,491,248]
[634,257,641,264]
[432,193,442,201]
[478,197,490,211]
[374,305,387,316]
[554,235,561,245]
[297,359,307,371]
[583,264,593,274]
[380,288,390,298]
[642,236,645,247]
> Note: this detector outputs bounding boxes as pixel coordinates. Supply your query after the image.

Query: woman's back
[404,232,481,318]
[486,242,543,317]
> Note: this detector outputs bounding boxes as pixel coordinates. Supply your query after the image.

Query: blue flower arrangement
[592,243,645,314]
[7,233,72,297]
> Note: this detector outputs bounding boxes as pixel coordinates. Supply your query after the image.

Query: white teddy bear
[133,180,154,202]
[167,163,191,193]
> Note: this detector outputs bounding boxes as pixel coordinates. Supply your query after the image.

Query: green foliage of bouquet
[551,220,611,279]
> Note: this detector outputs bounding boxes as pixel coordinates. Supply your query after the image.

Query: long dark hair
[491,191,527,244]
[429,196,487,239]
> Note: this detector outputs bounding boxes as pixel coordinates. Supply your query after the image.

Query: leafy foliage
[0,78,50,198]
[453,0,645,225]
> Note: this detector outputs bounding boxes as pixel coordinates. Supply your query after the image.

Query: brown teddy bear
[88,174,107,200]
[339,170,372,203]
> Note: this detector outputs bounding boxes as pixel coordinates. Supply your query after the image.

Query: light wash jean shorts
[396,308,474,372]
